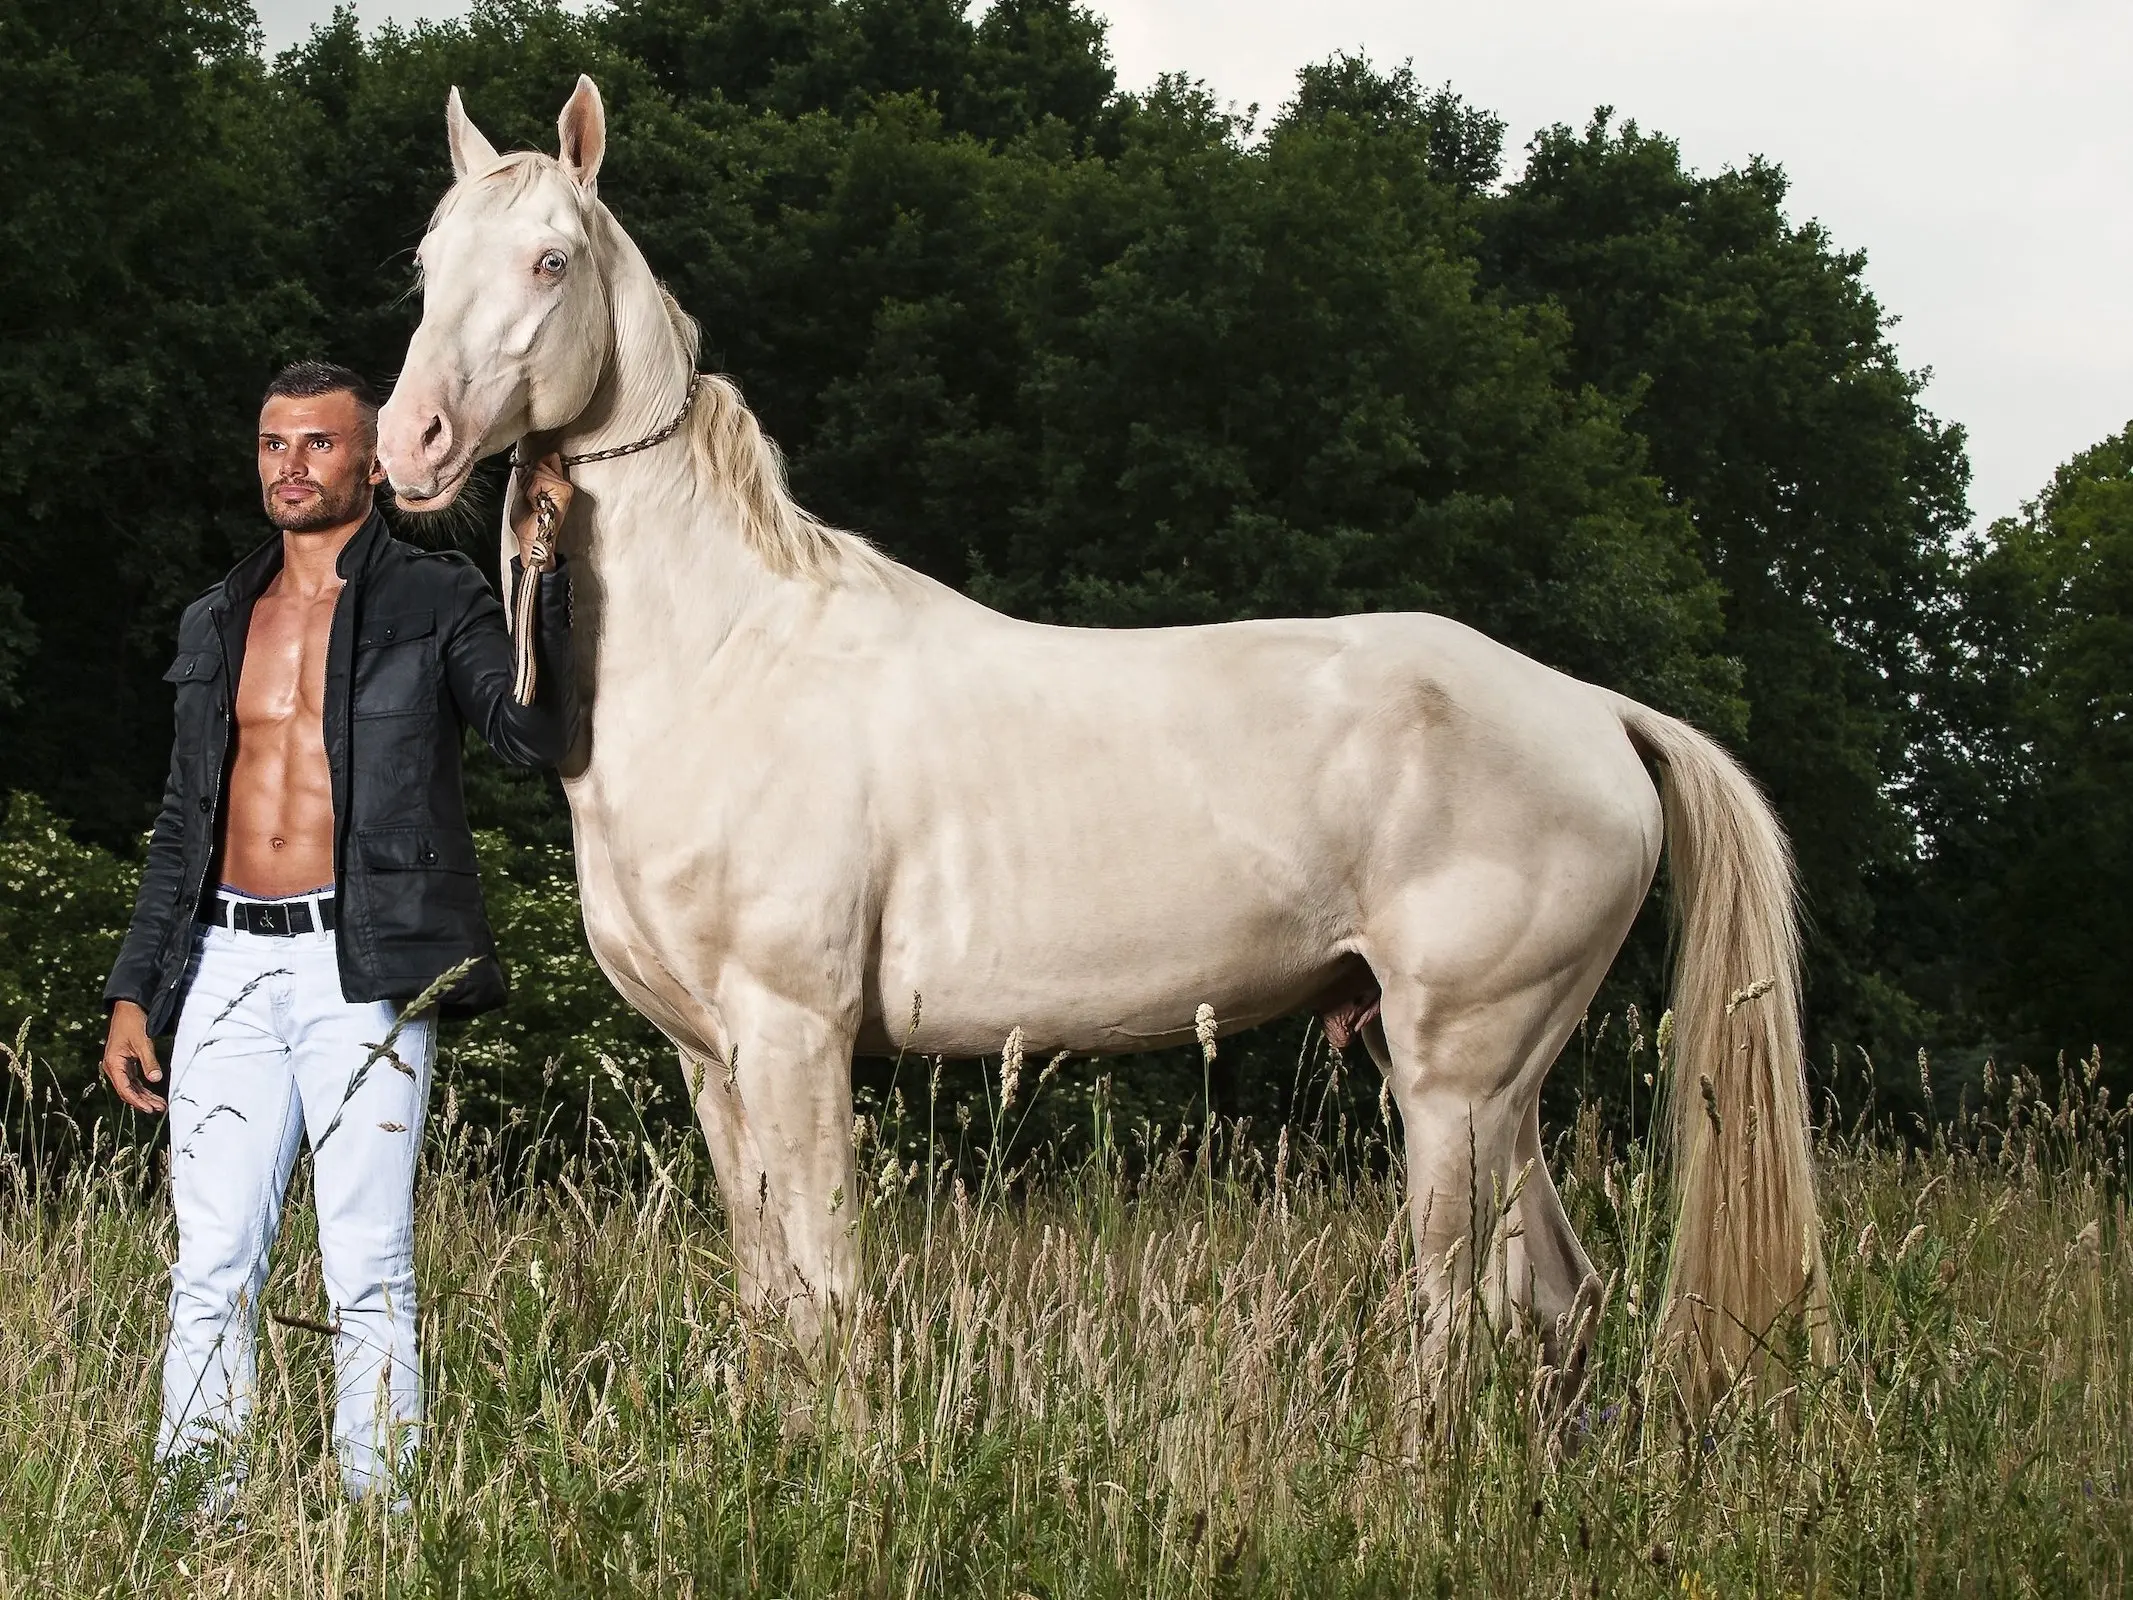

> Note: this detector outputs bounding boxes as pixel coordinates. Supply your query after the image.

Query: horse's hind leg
[1514,1100,1603,1396]
[1363,1027,1525,1393]
[1364,961,1610,1407]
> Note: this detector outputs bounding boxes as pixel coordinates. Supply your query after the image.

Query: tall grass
[0,1023,2126,1596]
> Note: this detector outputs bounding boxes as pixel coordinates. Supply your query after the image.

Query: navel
[270,836,286,851]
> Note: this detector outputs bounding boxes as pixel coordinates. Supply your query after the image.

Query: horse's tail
[1613,694,1833,1403]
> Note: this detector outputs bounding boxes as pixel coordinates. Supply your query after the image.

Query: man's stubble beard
[264,474,374,532]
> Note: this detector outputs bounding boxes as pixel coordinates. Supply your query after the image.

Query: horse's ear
[557,74,606,190]
[446,86,498,180]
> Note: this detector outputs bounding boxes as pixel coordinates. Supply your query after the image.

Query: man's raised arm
[440,460,581,768]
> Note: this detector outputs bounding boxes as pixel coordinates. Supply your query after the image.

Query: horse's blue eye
[538,250,568,275]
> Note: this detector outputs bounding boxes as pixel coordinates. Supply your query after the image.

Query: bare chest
[236,584,341,733]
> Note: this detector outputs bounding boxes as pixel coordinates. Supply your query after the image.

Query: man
[101,359,579,1507]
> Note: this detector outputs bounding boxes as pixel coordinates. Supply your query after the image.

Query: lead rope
[506,374,703,708]
[510,486,560,706]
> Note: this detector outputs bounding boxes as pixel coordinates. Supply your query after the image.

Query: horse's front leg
[714,973,861,1361]
[682,1046,781,1317]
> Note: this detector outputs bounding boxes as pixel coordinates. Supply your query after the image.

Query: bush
[0,792,137,1096]
[0,791,686,1144]
[449,827,681,1142]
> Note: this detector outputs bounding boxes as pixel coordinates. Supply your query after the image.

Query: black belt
[201,892,337,937]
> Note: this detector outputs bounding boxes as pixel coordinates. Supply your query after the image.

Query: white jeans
[159,905,434,1499]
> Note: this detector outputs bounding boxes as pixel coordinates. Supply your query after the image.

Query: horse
[377,75,1831,1404]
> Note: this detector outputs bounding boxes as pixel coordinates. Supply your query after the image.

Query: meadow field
[1,1026,2127,1597]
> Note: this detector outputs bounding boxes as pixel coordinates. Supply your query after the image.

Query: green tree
[604,0,1114,147]
[802,71,1741,727]
[1940,425,2133,1070]
[0,0,316,841]
[1480,112,1972,1063]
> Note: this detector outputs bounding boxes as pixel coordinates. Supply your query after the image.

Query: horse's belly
[862,837,1350,1057]
[851,638,1410,1056]
[863,946,1343,1058]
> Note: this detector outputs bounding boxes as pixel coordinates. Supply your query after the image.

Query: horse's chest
[567,772,869,1014]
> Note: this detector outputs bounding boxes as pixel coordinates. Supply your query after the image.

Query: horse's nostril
[421,415,444,451]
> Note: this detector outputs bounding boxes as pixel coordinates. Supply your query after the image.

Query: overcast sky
[255,0,2133,527]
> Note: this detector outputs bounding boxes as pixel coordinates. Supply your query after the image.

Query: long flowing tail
[1613,696,1833,1402]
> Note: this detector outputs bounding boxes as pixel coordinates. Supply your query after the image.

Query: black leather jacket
[104,509,578,1033]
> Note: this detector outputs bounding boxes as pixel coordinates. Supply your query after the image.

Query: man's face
[258,391,386,532]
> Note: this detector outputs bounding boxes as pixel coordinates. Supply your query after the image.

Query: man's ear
[557,74,605,190]
[447,86,499,180]
[366,449,386,487]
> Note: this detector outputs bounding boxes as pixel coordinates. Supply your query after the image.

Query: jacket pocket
[163,648,227,777]
[353,610,438,719]
[353,826,484,970]
[162,650,222,685]
[357,825,476,874]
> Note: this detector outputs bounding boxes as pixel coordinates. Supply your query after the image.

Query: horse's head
[378,77,613,509]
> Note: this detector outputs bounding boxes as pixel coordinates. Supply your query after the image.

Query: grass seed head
[1001,1027,1025,1112]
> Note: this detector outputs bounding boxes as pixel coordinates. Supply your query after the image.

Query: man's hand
[102,1000,167,1114]
[513,453,574,570]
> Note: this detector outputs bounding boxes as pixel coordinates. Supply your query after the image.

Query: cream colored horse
[378,77,1829,1398]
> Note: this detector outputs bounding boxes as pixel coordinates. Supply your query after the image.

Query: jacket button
[420,847,437,864]
[197,796,212,814]
[384,627,397,641]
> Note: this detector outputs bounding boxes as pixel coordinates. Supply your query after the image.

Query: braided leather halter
[512,370,703,475]
[507,373,702,705]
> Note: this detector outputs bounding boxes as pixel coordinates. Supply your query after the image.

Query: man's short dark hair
[261,361,380,428]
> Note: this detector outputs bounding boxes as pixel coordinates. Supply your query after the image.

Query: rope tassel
[511,488,560,707]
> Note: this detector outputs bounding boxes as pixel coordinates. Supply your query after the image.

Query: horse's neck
[558,214,694,460]
[557,226,782,776]
[574,449,774,675]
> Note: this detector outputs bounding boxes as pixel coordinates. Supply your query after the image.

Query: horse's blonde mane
[654,286,892,584]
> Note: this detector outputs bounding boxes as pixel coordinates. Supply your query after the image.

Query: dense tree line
[0,0,2122,1134]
